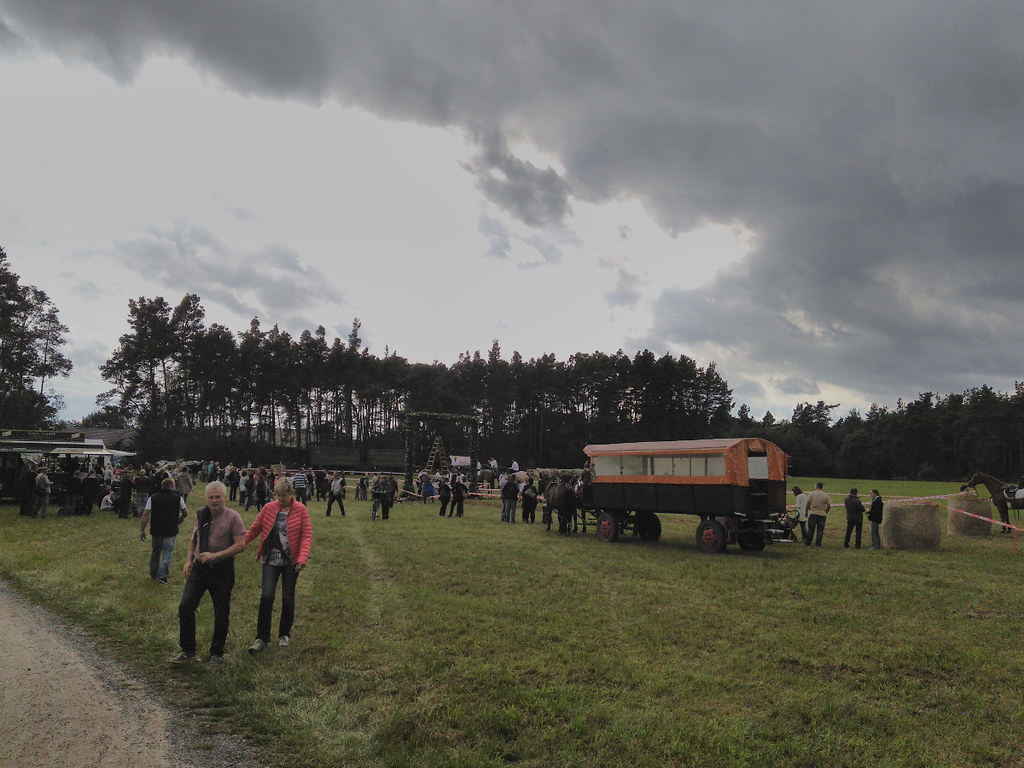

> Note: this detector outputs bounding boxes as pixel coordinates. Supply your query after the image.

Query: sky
[1,1,1022,425]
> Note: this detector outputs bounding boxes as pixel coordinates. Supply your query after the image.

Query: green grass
[1,477,1023,767]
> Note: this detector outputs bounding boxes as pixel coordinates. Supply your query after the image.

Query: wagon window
[651,456,674,476]
[673,456,692,476]
[620,454,644,475]
[706,454,726,476]
[593,455,619,476]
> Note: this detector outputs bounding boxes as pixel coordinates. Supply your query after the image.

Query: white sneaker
[248,638,267,655]
[278,635,289,647]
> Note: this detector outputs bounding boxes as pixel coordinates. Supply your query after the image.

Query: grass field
[1,476,1022,768]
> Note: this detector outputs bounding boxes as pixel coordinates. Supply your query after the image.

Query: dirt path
[0,580,263,768]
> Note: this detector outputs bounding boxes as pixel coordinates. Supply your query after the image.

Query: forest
[2,247,1022,482]
[92,294,1024,482]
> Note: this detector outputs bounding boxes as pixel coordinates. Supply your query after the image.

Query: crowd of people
[12,449,896,667]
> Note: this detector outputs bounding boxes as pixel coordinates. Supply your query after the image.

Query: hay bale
[946,493,992,536]
[881,502,941,550]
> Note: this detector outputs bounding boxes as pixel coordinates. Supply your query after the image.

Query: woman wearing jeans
[245,476,312,653]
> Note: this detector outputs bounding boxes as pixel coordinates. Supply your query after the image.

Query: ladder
[425,436,450,473]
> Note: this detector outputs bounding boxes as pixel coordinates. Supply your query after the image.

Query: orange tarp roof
[583,437,788,485]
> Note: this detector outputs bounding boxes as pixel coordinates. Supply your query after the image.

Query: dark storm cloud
[5,0,1023,411]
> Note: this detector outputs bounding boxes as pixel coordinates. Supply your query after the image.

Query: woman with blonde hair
[245,476,312,653]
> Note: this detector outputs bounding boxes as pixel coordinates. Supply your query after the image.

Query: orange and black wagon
[581,437,795,553]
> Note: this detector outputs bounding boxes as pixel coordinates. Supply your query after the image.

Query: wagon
[581,437,795,553]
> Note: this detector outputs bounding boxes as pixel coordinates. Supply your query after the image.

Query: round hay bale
[946,493,992,536]
[881,502,941,550]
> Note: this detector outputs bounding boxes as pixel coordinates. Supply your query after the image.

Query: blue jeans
[178,559,235,656]
[150,535,177,581]
[501,498,517,522]
[870,521,881,550]
[135,493,149,518]
[257,561,299,642]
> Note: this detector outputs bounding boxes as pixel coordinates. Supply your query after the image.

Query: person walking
[172,482,247,666]
[804,482,831,547]
[843,488,865,549]
[327,471,346,517]
[867,489,884,550]
[245,476,312,654]
[140,477,188,584]
[437,477,451,517]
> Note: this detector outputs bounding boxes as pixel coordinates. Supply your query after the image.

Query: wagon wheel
[596,511,620,543]
[696,519,727,553]
[637,513,662,541]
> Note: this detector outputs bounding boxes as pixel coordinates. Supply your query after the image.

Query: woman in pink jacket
[245,476,312,654]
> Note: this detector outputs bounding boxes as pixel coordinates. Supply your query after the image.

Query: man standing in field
[867,490,884,550]
[843,488,865,549]
[172,481,247,666]
[804,482,831,547]
[33,466,52,519]
[791,485,810,544]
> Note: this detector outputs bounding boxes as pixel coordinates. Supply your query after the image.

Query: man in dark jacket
[843,488,865,549]
[501,474,519,523]
[867,490,884,550]
[140,478,188,584]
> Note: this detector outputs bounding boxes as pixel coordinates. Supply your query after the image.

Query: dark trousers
[439,497,450,516]
[522,498,537,523]
[805,514,827,547]
[257,561,298,642]
[326,492,345,516]
[844,518,863,548]
[450,498,464,517]
[178,559,235,656]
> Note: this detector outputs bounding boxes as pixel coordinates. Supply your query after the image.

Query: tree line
[92,294,736,467]
[1,244,1020,483]
[92,293,1023,483]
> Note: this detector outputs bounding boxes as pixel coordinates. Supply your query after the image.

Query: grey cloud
[112,223,344,333]
[478,213,511,260]
[5,0,1023,411]
[464,131,572,228]
[604,268,642,308]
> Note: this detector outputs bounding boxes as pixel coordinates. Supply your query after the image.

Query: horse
[965,471,1024,532]
[542,480,577,536]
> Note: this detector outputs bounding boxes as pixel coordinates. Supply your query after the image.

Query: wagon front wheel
[696,519,727,553]
[596,512,619,543]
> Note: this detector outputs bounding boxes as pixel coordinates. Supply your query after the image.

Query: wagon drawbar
[581,437,795,553]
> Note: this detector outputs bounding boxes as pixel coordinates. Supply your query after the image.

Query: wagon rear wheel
[596,511,619,543]
[696,519,727,553]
